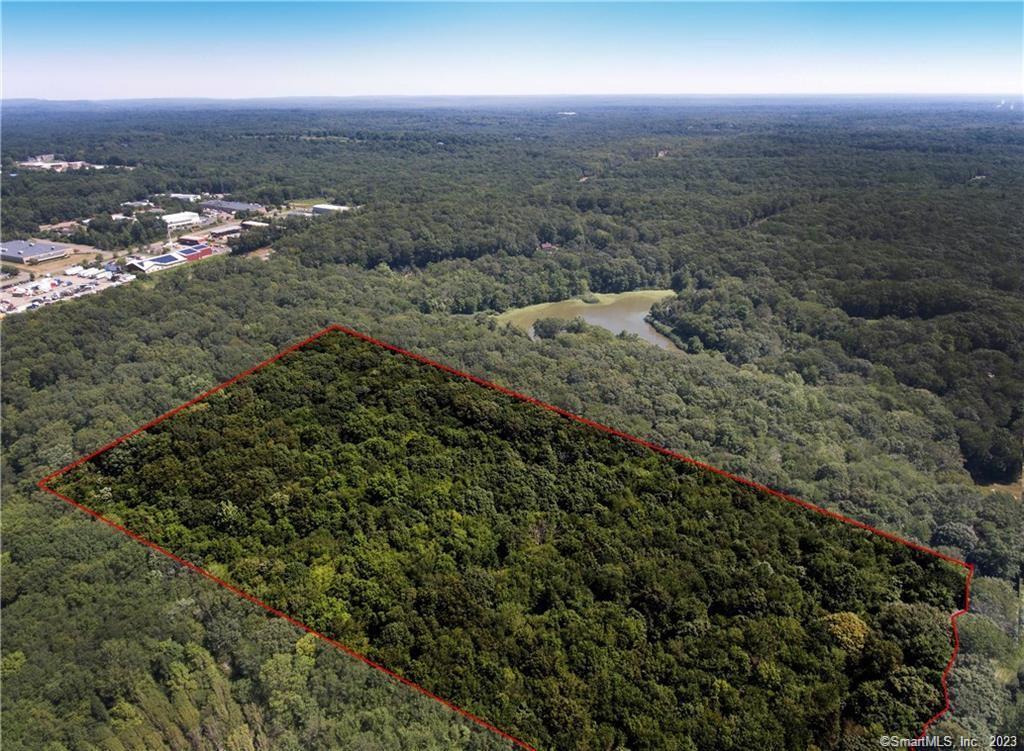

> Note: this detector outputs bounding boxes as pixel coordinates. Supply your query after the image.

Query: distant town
[13,153,132,173]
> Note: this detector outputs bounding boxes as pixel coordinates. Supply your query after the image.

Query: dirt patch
[981,475,1023,502]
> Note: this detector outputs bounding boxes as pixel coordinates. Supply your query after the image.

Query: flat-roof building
[200,199,264,215]
[126,244,212,274]
[0,240,71,265]
[312,203,351,215]
[161,211,201,231]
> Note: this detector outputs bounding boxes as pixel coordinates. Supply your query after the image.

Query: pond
[496,289,680,352]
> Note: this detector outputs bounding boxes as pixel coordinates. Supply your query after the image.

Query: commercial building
[210,225,242,238]
[1,239,71,264]
[178,246,213,262]
[199,199,264,215]
[125,244,213,274]
[126,254,183,273]
[241,220,270,229]
[312,203,351,215]
[18,159,106,172]
[161,211,201,231]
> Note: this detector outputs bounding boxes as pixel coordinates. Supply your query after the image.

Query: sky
[2,2,1021,100]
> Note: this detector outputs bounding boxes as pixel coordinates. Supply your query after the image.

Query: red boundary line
[37,324,973,745]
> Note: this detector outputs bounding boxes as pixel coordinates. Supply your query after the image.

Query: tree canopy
[51,330,967,750]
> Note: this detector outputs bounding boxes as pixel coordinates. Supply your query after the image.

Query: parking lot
[0,269,136,315]
[0,223,246,317]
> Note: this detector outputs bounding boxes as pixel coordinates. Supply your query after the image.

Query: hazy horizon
[3,2,1021,100]
[4,93,1021,104]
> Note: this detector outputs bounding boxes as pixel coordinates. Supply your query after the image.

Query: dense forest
[2,486,511,751]
[2,100,1022,746]
[4,100,1020,483]
[50,329,967,749]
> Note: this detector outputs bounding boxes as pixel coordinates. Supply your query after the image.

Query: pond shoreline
[495,289,680,352]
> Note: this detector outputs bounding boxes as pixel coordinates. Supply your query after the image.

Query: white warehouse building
[312,203,351,215]
[161,211,201,231]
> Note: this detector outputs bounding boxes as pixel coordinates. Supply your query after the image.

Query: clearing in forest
[41,326,972,751]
